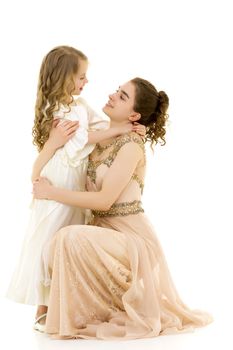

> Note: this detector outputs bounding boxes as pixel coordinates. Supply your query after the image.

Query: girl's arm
[78,97,109,131]
[31,143,56,182]
[31,120,79,182]
[79,97,146,137]
[33,140,143,210]
[88,123,146,145]
[88,124,132,144]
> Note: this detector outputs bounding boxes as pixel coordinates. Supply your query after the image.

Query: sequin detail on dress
[87,133,145,184]
[132,174,144,193]
[92,200,144,218]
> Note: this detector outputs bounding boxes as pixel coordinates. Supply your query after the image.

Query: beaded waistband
[92,200,144,218]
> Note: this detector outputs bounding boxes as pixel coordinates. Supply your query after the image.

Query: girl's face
[73,59,88,95]
[103,81,139,122]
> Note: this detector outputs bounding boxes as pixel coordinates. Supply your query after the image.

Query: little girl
[6,46,144,330]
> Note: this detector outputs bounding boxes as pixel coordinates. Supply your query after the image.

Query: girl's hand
[117,122,146,137]
[33,177,52,200]
[132,122,146,137]
[46,119,79,150]
[117,123,133,135]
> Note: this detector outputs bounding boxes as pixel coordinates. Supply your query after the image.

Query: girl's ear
[128,113,141,122]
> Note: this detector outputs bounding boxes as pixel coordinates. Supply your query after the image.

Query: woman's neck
[109,120,128,129]
[97,121,128,147]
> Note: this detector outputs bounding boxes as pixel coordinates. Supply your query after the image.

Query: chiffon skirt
[45,213,212,339]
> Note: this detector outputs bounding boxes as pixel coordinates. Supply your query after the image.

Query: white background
[0,0,232,349]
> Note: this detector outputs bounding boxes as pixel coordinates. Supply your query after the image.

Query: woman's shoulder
[117,132,145,150]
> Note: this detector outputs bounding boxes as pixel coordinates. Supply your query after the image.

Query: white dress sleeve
[77,97,109,131]
[54,104,95,167]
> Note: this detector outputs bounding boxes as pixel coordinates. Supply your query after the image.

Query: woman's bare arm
[33,140,143,210]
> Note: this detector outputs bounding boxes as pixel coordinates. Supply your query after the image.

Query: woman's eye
[115,89,125,100]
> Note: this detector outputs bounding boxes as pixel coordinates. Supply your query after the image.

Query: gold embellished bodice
[87,132,146,218]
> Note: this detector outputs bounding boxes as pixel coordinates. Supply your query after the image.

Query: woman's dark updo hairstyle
[131,77,169,147]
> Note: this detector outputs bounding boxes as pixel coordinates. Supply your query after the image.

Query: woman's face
[103,81,137,122]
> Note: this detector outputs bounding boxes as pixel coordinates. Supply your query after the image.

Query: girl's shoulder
[73,97,89,108]
[54,101,88,122]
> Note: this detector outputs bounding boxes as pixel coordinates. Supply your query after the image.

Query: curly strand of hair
[131,78,169,149]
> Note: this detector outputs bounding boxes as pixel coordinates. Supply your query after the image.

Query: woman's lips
[105,101,113,107]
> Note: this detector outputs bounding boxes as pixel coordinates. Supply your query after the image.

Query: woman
[33,77,212,340]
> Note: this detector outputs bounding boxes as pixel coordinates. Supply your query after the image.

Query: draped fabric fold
[44,133,212,339]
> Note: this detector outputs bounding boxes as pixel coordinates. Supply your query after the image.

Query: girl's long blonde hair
[32,46,87,151]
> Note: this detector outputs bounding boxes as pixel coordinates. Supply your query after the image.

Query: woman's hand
[33,177,52,200]
[132,122,146,137]
[46,119,79,150]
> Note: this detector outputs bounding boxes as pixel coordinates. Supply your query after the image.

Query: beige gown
[45,132,212,340]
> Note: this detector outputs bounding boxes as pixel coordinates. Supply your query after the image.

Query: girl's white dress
[6,98,109,305]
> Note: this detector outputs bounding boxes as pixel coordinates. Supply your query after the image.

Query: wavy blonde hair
[32,46,87,151]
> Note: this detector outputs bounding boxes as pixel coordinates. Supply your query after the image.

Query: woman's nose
[109,92,116,100]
